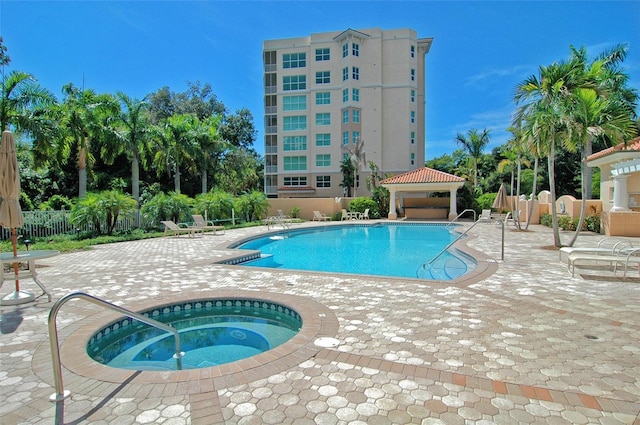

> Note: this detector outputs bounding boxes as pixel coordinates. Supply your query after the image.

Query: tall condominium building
[263,28,433,198]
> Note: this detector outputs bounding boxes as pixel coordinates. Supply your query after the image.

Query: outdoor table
[0,250,59,305]
[347,211,361,220]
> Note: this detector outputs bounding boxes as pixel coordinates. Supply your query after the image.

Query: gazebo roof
[380,167,465,193]
[587,136,640,165]
[380,167,464,185]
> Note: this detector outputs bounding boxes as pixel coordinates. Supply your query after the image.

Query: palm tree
[54,84,119,197]
[190,115,224,193]
[151,113,197,193]
[0,70,57,160]
[515,59,581,247]
[564,87,636,246]
[341,136,365,197]
[106,92,151,208]
[455,129,490,193]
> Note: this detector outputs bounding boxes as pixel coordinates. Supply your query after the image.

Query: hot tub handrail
[48,291,184,402]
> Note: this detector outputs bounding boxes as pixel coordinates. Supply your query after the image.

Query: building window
[315,113,330,126]
[352,109,360,123]
[283,75,306,91]
[316,133,331,147]
[283,115,307,131]
[266,115,277,128]
[316,175,331,188]
[352,88,360,101]
[352,67,359,80]
[342,110,349,124]
[283,136,307,151]
[283,95,306,111]
[411,131,415,144]
[411,90,415,102]
[315,48,330,61]
[342,89,348,102]
[411,69,415,81]
[411,153,415,165]
[342,43,348,58]
[282,52,306,69]
[411,45,415,58]
[283,156,307,171]
[284,176,307,186]
[315,71,330,84]
[352,43,359,56]
[411,111,415,123]
[315,92,330,105]
[342,67,348,81]
[264,50,276,66]
[352,131,360,144]
[342,131,349,145]
[316,154,331,167]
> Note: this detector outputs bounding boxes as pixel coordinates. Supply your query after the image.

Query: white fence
[0,210,146,240]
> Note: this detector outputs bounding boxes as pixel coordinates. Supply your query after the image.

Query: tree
[105,92,151,208]
[341,136,366,197]
[340,157,355,197]
[151,113,198,193]
[455,129,490,193]
[219,108,257,150]
[190,115,225,193]
[53,84,119,197]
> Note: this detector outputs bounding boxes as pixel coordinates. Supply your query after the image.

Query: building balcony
[265,146,278,154]
[265,126,277,134]
[265,105,277,114]
[265,185,278,194]
[264,64,276,73]
[265,86,276,94]
[265,165,278,174]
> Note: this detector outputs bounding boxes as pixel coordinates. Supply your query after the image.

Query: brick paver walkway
[1,221,639,424]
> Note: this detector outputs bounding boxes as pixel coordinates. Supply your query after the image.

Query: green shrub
[194,190,235,221]
[290,206,301,218]
[349,197,378,218]
[40,194,73,211]
[584,215,600,233]
[540,213,552,227]
[141,192,194,228]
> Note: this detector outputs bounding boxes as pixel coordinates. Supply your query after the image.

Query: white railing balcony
[265,165,278,174]
[265,126,277,134]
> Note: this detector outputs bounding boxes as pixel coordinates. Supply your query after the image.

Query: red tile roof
[587,136,640,161]
[380,167,464,184]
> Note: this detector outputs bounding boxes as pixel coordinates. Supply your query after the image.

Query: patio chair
[161,220,201,237]
[559,239,633,262]
[192,214,225,235]
[312,211,330,221]
[568,247,640,278]
[479,209,491,220]
[361,209,370,220]
[341,209,349,221]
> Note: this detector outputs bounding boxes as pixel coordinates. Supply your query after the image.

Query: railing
[445,208,476,230]
[418,217,504,278]
[48,292,184,402]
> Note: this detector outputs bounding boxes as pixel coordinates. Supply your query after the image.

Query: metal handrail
[448,208,477,225]
[418,218,504,277]
[48,291,184,402]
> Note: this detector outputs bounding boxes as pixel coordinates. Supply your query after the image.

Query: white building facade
[263,28,433,198]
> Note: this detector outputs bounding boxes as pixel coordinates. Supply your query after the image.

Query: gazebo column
[449,188,458,220]
[611,174,630,211]
[388,189,397,220]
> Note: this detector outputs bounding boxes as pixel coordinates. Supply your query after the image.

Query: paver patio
[1,221,638,424]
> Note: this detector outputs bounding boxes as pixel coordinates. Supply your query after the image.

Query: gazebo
[587,136,640,236]
[380,167,465,220]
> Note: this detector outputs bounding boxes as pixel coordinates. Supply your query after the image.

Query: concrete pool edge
[33,290,340,396]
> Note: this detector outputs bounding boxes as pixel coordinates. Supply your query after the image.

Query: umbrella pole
[11,227,20,291]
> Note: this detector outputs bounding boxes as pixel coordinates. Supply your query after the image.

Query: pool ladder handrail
[48,291,184,402]
[418,218,504,277]
[445,208,476,230]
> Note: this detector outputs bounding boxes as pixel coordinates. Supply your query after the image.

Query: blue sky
[1,1,639,160]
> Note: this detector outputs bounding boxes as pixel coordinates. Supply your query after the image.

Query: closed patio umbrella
[0,130,28,303]
[492,183,509,212]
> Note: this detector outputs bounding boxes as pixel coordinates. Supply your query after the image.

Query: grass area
[0,221,270,253]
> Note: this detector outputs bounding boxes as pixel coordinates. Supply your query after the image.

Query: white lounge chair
[192,214,225,235]
[479,209,491,220]
[559,239,632,262]
[361,208,370,220]
[161,220,201,237]
[567,247,640,278]
[312,211,330,221]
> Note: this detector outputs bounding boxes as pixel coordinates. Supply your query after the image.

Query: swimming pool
[235,223,475,280]
[87,299,302,370]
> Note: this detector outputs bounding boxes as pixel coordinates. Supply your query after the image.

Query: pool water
[236,223,474,280]
[87,299,302,370]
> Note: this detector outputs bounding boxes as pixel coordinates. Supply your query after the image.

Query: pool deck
[1,220,639,424]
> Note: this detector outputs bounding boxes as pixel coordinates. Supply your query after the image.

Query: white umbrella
[0,130,27,302]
